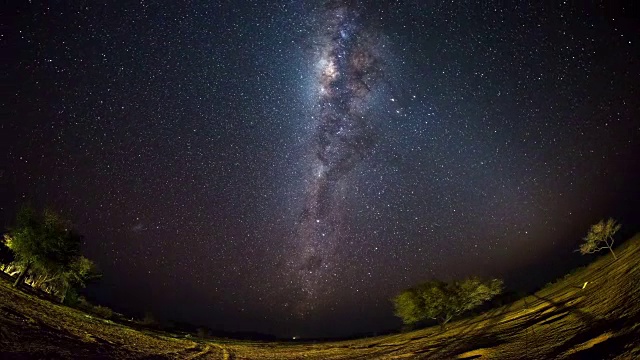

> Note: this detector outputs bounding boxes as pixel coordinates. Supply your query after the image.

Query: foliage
[393,277,503,328]
[7,207,80,271]
[70,295,113,319]
[47,256,99,302]
[62,288,82,306]
[579,218,621,260]
[392,288,425,325]
[4,206,93,297]
[91,305,114,319]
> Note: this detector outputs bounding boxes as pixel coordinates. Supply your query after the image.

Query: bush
[62,288,81,306]
[140,311,160,328]
[74,296,92,311]
[68,295,113,319]
[91,305,113,319]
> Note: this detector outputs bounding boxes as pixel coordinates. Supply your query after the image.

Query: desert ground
[1,235,639,359]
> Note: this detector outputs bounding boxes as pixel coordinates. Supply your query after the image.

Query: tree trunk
[13,262,31,287]
[60,284,69,303]
[34,274,48,289]
[439,315,452,331]
[607,237,617,260]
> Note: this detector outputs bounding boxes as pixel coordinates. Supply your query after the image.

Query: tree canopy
[5,206,86,292]
[392,277,503,328]
[578,218,621,260]
[51,255,98,303]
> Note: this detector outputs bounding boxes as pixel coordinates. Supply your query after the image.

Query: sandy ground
[1,235,639,359]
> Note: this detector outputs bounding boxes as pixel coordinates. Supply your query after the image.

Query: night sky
[2,1,639,338]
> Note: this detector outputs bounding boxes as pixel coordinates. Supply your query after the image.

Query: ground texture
[1,235,639,359]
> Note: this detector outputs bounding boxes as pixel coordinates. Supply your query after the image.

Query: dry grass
[1,234,640,359]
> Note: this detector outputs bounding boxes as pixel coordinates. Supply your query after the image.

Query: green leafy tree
[392,287,425,326]
[47,256,98,303]
[393,277,503,329]
[579,218,621,260]
[6,206,81,287]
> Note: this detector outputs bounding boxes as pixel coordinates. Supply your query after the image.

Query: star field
[2,1,639,337]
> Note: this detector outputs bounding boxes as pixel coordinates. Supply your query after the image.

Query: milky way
[291,1,384,314]
[4,0,640,338]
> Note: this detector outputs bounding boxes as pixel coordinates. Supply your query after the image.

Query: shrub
[91,305,113,319]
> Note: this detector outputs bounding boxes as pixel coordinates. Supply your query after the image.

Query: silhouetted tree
[393,277,503,329]
[578,218,620,260]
